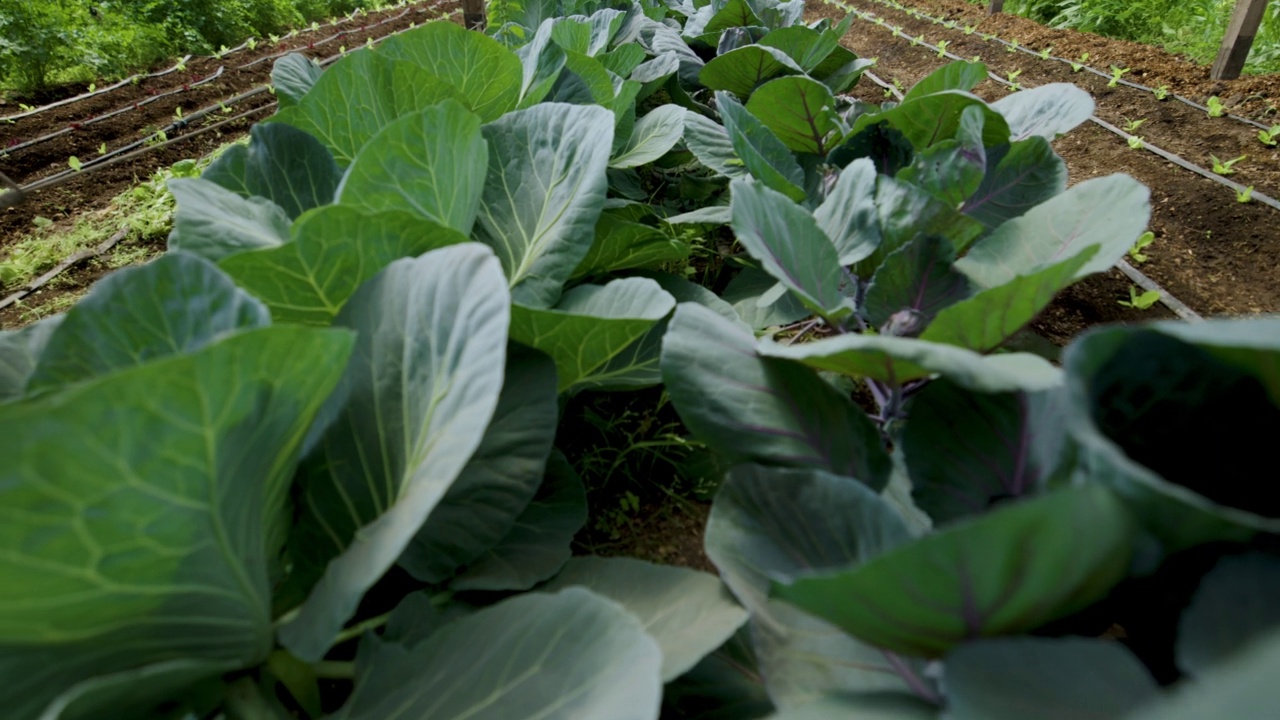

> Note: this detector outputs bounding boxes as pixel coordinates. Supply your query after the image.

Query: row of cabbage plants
[2,0,1278,717]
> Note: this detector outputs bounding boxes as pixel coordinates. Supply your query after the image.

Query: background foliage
[976,0,1280,74]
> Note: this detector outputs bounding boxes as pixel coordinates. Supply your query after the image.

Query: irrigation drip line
[836,1,1280,213]
[850,0,1274,131]
[0,7,459,205]
[1,67,227,158]
[829,0,1205,322]
[0,1,425,124]
[0,226,130,311]
[236,6,417,69]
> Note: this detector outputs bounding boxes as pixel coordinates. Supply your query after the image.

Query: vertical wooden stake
[988,0,1005,13]
[462,0,486,30]
[1212,0,1270,80]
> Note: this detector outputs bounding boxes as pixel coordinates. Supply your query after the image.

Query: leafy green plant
[1207,95,1227,117]
[1039,45,1052,58]
[936,39,950,56]
[97,142,107,155]
[1007,38,1019,52]
[1108,64,1129,86]
[1210,153,1246,175]
[1238,185,1255,203]
[1123,116,1146,132]
[1118,284,1161,309]
[1129,230,1155,262]
[67,155,81,171]
[1128,134,1144,149]
[1154,84,1169,100]
[1259,124,1279,146]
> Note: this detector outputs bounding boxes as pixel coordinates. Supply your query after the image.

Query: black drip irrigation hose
[0,6,460,201]
[846,6,1203,322]
[854,0,1275,132]
[834,1,1280,214]
[1,67,226,157]
[0,1,423,123]
[236,6,418,69]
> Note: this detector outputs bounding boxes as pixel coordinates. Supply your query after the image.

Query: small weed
[1210,154,1246,175]
[1118,285,1161,310]
[246,37,258,51]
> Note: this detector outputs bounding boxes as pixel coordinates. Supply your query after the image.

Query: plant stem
[332,611,393,645]
[883,651,941,705]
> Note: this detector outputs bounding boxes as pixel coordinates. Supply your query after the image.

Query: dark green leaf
[611,104,687,168]
[683,112,747,178]
[745,76,842,155]
[961,138,1066,230]
[757,25,839,72]
[574,212,689,277]
[864,235,972,328]
[851,91,1010,150]
[1178,553,1280,677]
[202,122,340,219]
[773,485,1135,658]
[0,315,61,402]
[700,45,803,98]
[829,121,915,175]
[661,303,891,486]
[376,21,523,121]
[717,91,805,200]
[896,105,987,207]
[271,53,323,108]
[901,61,987,103]
[167,178,290,261]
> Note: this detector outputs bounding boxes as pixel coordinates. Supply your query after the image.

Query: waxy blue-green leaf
[745,76,842,155]
[450,451,587,592]
[600,42,647,76]
[574,211,689,277]
[993,83,1094,141]
[336,588,662,720]
[271,53,323,108]
[922,251,1094,352]
[167,178,291,261]
[1125,630,1280,720]
[475,103,614,308]
[774,485,1136,658]
[851,91,1010,150]
[515,18,566,106]
[814,158,878,265]
[662,303,892,486]
[27,253,268,393]
[808,45,872,94]
[758,333,1062,392]
[544,557,748,681]
[956,175,1150,289]
[218,207,467,326]
[660,627,773,720]
[699,45,803,98]
[730,180,850,319]
[945,638,1158,719]
[0,315,61,402]
[901,60,987,103]
[398,346,559,584]
[509,277,675,392]
[718,92,805,201]
[863,234,973,328]
[705,466,921,708]
[848,172,987,277]
[550,49,615,106]
[337,101,487,234]
[961,137,1065,229]
[201,122,341,219]
[1177,553,1280,678]
[0,326,353,720]
[690,0,761,41]
[280,245,510,660]
[896,104,987,208]
[722,267,812,330]
[683,111,747,178]
[376,21,523,122]
[757,25,839,72]
[270,51,463,165]
[902,379,1069,524]
[829,120,915,176]
[610,104,687,167]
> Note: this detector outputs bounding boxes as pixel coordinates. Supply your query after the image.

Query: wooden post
[462,0,486,30]
[1212,0,1270,80]
[988,0,1004,12]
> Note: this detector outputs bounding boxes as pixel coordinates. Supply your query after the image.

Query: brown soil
[809,0,1280,332]
[0,2,460,328]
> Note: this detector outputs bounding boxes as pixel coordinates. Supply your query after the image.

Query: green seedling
[1123,117,1146,133]
[18,103,34,112]
[1119,285,1161,310]
[1071,52,1088,72]
[174,107,184,121]
[1237,186,1254,203]
[175,58,186,72]
[1129,231,1155,262]
[98,142,107,155]
[88,83,96,92]
[68,156,82,172]
[219,102,231,114]
[339,45,347,54]
[936,40,949,57]
[365,36,374,49]
[1207,96,1227,117]
[1007,39,1019,53]
[246,37,257,50]
[1153,85,1169,101]
[32,216,53,229]
[216,44,230,58]
[1210,154,1245,175]
[311,21,320,31]
[1108,65,1129,87]
[269,33,280,44]
[963,24,976,34]
[1258,125,1279,146]
[1006,68,1022,90]
[1127,135,1144,150]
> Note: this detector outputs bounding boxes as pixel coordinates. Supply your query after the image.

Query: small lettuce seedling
[936,40,949,57]
[1006,69,1022,91]
[1258,125,1279,146]
[98,142,107,155]
[1129,231,1155,262]
[1119,285,1161,309]
[1108,65,1129,87]
[1207,96,1227,117]
[1006,39,1019,53]
[1039,46,1052,59]
[88,83,96,92]
[1127,135,1144,150]
[68,156,82,172]
[18,102,33,112]
[1237,186,1254,203]
[1123,117,1146,133]
[1154,85,1169,101]
[963,24,975,34]
[1210,154,1246,175]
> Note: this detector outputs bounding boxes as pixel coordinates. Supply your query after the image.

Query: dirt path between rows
[809,0,1280,341]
